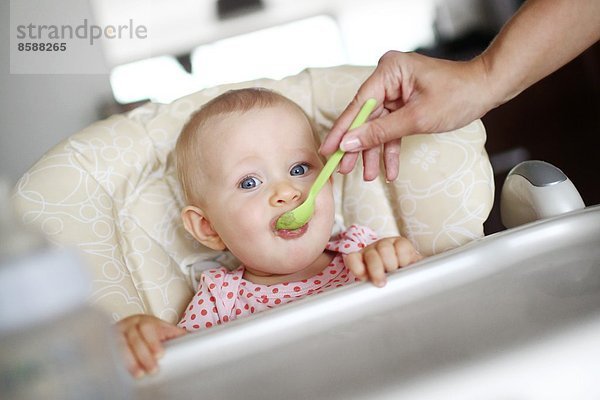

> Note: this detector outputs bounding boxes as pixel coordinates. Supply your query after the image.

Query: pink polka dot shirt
[178,225,378,331]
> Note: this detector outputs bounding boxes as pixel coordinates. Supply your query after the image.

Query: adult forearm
[478,0,600,108]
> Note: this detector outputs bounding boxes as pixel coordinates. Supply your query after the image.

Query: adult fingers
[339,107,417,153]
[320,80,386,157]
[320,98,374,157]
[383,139,401,182]
[362,146,382,181]
[337,151,360,175]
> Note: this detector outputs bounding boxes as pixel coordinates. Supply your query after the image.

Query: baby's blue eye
[290,163,309,176]
[239,176,262,190]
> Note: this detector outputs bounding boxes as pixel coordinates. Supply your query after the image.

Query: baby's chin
[242,246,330,278]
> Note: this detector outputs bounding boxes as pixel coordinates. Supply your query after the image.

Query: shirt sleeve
[177,267,228,331]
[325,224,379,254]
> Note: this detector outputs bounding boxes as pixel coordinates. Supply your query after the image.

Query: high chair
[12,65,600,399]
[12,65,493,323]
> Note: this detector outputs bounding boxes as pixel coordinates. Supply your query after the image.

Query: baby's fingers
[345,249,387,287]
[394,238,422,266]
[118,333,145,378]
[126,327,159,376]
[343,252,367,281]
[363,249,386,287]
[141,325,166,361]
[374,240,399,272]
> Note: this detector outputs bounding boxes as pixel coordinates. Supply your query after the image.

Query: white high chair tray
[136,205,600,399]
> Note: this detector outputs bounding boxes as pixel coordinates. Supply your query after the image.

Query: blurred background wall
[1,0,598,233]
[0,0,112,181]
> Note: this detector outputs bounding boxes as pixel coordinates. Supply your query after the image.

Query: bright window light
[110,55,203,104]
[110,15,345,104]
[340,0,436,65]
[191,15,346,89]
[107,3,436,105]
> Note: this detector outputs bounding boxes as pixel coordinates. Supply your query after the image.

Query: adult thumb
[340,109,415,152]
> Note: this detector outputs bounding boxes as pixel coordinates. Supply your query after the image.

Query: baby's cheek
[316,186,335,219]
[218,210,265,254]
[228,201,264,230]
[232,221,264,249]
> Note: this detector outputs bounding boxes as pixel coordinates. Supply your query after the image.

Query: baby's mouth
[272,215,308,239]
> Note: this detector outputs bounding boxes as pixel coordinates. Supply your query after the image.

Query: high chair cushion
[12,66,493,323]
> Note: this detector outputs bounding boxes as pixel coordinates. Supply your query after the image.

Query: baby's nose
[270,181,301,207]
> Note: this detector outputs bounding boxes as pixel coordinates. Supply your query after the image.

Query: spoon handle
[308,98,377,199]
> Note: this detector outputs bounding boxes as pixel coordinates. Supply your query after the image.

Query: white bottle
[0,179,132,400]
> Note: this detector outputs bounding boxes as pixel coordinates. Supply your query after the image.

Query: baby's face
[197,104,335,274]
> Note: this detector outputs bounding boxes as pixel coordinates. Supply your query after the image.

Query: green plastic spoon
[275,98,377,231]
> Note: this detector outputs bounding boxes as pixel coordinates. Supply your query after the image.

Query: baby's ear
[181,206,226,251]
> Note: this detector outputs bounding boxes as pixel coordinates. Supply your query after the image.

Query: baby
[117,88,421,378]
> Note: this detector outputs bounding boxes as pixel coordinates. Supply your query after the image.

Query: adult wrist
[472,51,518,113]
[465,55,500,117]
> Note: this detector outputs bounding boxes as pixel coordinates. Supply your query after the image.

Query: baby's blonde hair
[175,88,319,205]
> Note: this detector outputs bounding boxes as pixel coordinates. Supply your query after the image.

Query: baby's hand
[115,314,187,378]
[343,236,422,287]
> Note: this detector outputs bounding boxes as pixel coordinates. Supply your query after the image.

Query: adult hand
[320,51,493,182]
[321,0,600,182]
